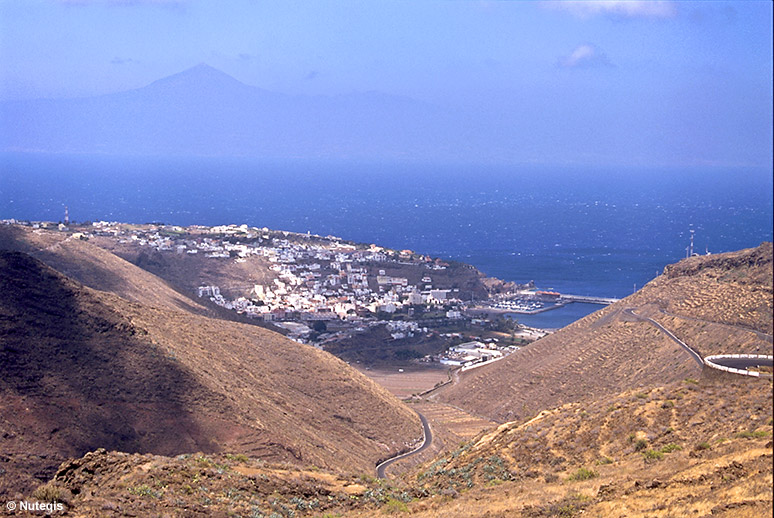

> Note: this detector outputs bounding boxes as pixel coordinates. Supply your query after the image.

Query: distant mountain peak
[145,63,249,92]
[181,63,232,77]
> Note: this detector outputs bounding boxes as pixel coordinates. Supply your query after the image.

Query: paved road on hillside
[624,308,705,368]
[658,309,773,343]
[376,411,432,479]
[705,355,774,378]
[706,356,774,372]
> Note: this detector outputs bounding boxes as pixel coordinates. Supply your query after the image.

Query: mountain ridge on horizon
[0,63,466,161]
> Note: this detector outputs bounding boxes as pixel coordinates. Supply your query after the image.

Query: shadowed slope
[0,251,421,496]
[0,225,207,315]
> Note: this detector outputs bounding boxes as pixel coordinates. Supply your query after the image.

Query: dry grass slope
[28,376,772,517]
[0,225,209,315]
[0,251,421,497]
[397,376,772,518]
[438,243,773,424]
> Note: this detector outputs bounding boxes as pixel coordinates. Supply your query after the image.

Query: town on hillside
[4,219,588,367]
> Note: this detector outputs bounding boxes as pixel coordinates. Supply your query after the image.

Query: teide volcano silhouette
[0,64,459,160]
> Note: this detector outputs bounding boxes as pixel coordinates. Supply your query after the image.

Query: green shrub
[382,497,409,514]
[659,443,682,454]
[567,467,597,481]
[642,449,663,462]
[736,430,770,439]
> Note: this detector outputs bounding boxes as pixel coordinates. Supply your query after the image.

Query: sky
[0,0,772,168]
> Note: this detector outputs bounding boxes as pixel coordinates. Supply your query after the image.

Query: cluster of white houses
[13,220,465,326]
[146,227,465,323]
[85,223,461,322]
[4,219,525,368]
[198,261,459,323]
[438,340,516,367]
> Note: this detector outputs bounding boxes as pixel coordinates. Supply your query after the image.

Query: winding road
[624,308,705,368]
[625,308,773,378]
[376,411,432,479]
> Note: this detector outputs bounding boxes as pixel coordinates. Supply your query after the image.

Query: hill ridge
[436,243,773,424]
[0,250,421,496]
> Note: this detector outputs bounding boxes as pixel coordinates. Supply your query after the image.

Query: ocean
[2,153,772,327]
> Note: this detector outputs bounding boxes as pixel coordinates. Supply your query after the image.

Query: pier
[558,294,620,305]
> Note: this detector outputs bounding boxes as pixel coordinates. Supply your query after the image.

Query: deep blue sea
[2,153,772,327]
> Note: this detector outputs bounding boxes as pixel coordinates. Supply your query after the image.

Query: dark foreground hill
[0,251,421,496]
[437,243,773,424]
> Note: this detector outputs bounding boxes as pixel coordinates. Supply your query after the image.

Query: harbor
[470,290,620,316]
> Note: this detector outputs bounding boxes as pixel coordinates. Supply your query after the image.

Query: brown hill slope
[0,225,208,315]
[437,243,773,424]
[399,375,773,518]
[24,372,772,517]
[0,251,421,497]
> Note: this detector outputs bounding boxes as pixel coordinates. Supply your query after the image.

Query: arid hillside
[437,243,773,424]
[0,251,421,497]
[23,370,772,517]
[0,225,208,315]
[398,375,773,518]
[3,243,771,517]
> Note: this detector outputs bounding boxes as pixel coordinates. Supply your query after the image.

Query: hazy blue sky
[1,0,772,167]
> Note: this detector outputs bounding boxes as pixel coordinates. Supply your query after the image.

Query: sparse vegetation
[642,449,664,462]
[567,467,597,481]
[660,443,682,453]
[32,482,71,504]
[128,484,162,498]
[634,439,648,452]
[225,453,249,463]
[382,497,409,514]
[736,429,770,439]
